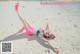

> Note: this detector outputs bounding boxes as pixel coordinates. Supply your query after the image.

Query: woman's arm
[16,11,28,29]
[38,36,48,42]
[45,23,49,32]
[38,36,59,54]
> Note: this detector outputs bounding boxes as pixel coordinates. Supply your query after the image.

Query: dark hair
[43,33,55,40]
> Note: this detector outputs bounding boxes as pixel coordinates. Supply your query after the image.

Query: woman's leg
[15,3,29,30]
[24,19,31,29]
[17,12,28,29]
[15,3,25,27]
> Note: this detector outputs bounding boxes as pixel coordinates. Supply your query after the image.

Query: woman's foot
[15,3,19,11]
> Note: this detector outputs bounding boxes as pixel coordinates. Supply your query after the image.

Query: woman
[15,3,59,54]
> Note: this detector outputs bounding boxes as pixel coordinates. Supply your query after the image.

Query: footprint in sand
[11,24,13,26]
[73,24,78,28]
[57,12,61,15]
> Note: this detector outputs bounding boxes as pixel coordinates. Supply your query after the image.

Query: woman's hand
[53,48,60,54]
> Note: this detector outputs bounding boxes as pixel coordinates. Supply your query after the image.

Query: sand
[0,1,80,54]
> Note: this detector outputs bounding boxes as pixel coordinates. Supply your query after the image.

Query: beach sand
[0,1,80,54]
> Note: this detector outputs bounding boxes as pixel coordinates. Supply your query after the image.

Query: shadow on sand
[0,32,53,51]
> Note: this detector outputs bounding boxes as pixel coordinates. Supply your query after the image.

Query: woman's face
[43,31,55,39]
[44,31,51,37]
[50,34,55,39]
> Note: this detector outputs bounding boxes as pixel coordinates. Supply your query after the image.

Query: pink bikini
[26,27,34,36]
[20,27,34,36]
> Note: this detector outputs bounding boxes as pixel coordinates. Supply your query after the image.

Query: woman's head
[43,31,55,40]
[49,34,55,39]
[44,31,50,37]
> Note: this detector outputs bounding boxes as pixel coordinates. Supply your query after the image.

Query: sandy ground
[0,1,80,54]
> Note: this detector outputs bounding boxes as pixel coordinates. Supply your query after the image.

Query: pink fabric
[19,27,25,32]
[15,3,19,11]
[19,27,34,36]
[26,27,34,36]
